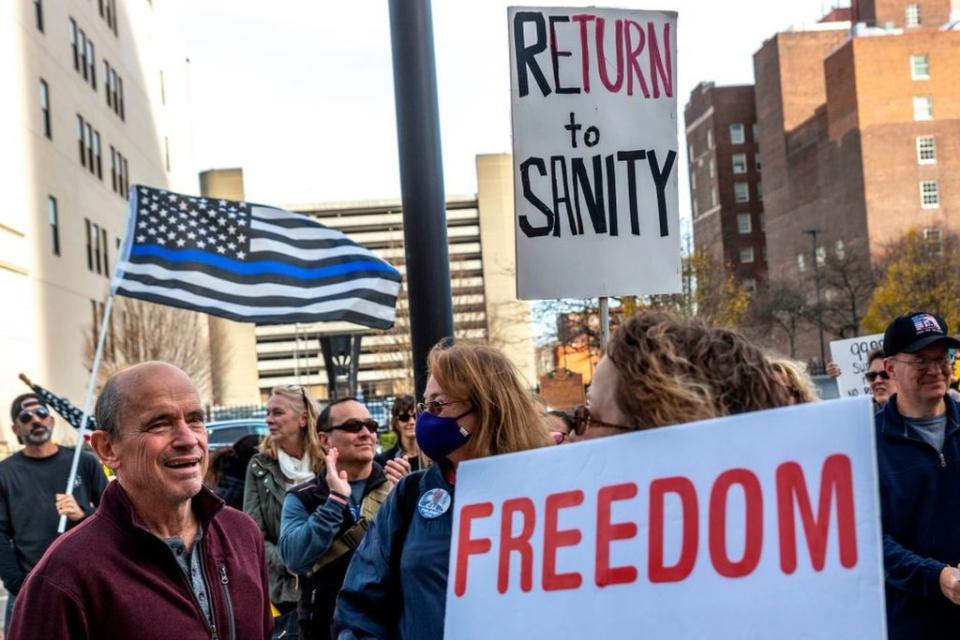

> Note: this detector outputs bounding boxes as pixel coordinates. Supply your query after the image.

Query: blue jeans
[4,592,16,634]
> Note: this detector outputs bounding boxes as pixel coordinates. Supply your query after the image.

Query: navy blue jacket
[334,465,453,640]
[877,393,960,639]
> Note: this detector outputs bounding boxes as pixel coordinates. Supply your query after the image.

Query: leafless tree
[84,297,213,399]
[747,275,812,358]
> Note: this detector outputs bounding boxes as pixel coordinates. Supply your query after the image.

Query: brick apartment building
[755,0,960,289]
[685,83,767,291]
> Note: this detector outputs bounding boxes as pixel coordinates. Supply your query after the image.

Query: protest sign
[508,7,681,299]
[829,334,884,397]
[445,398,885,639]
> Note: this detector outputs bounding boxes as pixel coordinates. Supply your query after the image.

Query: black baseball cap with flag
[883,311,960,357]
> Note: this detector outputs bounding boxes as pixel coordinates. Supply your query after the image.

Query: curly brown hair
[605,311,793,430]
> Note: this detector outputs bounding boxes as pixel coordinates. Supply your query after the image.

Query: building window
[757,182,763,202]
[73,22,96,89]
[911,55,930,79]
[48,196,60,256]
[917,136,936,164]
[711,187,718,207]
[708,158,715,178]
[85,219,96,271]
[732,153,747,174]
[76,114,101,178]
[692,199,698,216]
[39,79,51,139]
[85,38,96,89]
[755,154,762,172]
[797,253,806,272]
[34,0,43,32]
[110,146,117,191]
[101,227,110,274]
[740,247,755,264]
[752,122,758,142]
[99,0,118,35]
[706,129,714,149]
[103,61,124,119]
[737,213,752,234]
[734,182,750,202]
[743,278,757,293]
[70,18,79,70]
[913,96,933,121]
[93,131,102,179]
[924,227,943,253]
[688,143,694,161]
[921,181,940,208]
[77,115,86,167]
[906,4,921,27]
[729,123,745,145]
[691,171,696,189]
[835,240,845,259]
[112,149,130,197]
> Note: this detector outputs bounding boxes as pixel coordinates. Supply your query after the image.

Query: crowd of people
[1,308,959,638]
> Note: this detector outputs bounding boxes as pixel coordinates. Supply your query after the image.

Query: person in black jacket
[875,312,960,639]
[374,394,422,475]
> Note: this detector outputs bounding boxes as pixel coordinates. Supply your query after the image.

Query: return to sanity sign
[445,398,885,638]
[508,7,681,299]
[829,334,884,397]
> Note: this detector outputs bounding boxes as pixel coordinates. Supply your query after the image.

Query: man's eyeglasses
[326,418,378,434]
[890,354,955,372]
[17,406,50,424]
[417,399,468,416]
[572,404,635,436]
[394,412,414,422]
[865,371,890,382]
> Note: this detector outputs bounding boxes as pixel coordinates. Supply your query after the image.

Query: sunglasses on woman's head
[17,406,50,424]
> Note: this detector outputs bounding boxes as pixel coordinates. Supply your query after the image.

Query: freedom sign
[829,334,884,397]
[508,7,682,299]
[445,399,885,638]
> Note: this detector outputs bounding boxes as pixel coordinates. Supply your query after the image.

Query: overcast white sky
[169,0,840,217]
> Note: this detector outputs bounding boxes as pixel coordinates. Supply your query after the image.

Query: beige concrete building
[0,1,195,449]
[205,154,537,403]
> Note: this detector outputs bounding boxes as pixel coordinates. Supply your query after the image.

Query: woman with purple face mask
[334,341,553,640]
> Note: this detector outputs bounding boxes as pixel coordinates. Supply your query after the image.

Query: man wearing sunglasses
[279,397,391,640]
[0,394,108,631]
[875,312,960,639]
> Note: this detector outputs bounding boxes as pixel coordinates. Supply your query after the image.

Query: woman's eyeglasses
[17,406,50,424]
[572,404,635,436]
[417,399,466,416]
[394,412,414,422]
[865,371,890,382]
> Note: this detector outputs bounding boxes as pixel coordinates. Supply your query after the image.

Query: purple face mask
[415,407,473,461]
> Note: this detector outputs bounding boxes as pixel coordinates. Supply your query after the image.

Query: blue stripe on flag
[130,244,400,280]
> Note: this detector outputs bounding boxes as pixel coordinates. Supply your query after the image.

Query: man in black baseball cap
[875,311,960,638]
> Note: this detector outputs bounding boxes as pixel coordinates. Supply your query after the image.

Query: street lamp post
[804,229,826,369]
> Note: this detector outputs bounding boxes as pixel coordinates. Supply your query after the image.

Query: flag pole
[57,188,137,533]
[57,291,115,533]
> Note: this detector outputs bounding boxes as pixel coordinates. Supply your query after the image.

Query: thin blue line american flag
[112,186,402,328]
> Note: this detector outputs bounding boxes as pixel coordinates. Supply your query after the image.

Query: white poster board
[829,334,884,397]
[445,399,885,639]
[508,7,681,299]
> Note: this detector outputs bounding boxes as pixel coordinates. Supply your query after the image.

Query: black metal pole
[388,0,454,401]
[805,229,826,368]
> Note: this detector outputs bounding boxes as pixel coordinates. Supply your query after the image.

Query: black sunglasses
[394,412,414,422]
[865,371,890,382]
[327,418,378,434]
[17,406,50,424]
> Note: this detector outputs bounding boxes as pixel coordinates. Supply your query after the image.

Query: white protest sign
[508,7,681,299]
[829,334,884,397]
[445,398,885,639]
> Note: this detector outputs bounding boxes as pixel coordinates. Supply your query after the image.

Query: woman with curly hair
[574,310,794,439]
[334,341,553,639]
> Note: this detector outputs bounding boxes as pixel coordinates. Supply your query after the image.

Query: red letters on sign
[709,469,764,578]
[776,454,858,573]
[542,490,585,591]
[648,477,698,583]
[595,482,639,587]
[453,502,494,597]
[497,498,537,593]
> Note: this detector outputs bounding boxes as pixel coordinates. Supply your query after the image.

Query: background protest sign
[829,334,884,397]
[508,7,681,299]
[445,398,885,639]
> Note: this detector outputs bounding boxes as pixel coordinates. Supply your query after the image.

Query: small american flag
[113,186,401,328]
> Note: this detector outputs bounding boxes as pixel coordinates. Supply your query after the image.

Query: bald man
[8,362,273,639]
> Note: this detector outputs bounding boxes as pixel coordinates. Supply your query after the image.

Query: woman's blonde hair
[259,384,325,474]
[427,341,553,460]
[606,311,794,429]
[769,358,819,404]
